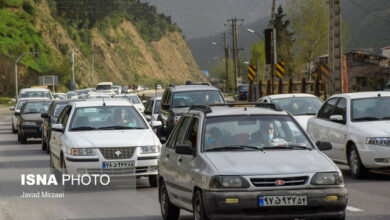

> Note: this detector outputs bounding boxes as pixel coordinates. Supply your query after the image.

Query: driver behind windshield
[114,108,136,127]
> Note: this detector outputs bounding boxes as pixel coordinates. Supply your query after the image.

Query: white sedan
[258,93,323,130]
[49,99,162,186]
[307,91,390,178]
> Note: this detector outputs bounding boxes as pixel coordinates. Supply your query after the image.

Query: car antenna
[103,98,106,106]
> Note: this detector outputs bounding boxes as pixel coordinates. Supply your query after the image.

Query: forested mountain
[0,0,205,96]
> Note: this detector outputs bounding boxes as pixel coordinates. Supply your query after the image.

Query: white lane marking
[347,206,364,212]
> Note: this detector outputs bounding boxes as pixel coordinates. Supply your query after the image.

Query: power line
[348,0,390,24]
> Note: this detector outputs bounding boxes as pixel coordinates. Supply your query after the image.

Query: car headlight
[366,137,390,146]
[71,148,95,156]
[311,172,343,185]
[140,145,160,154]
[209,176,250,189]
[22,121,37,126]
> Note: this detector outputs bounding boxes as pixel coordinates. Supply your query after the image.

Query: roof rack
[209,102,281,111]
[189,105,212,113]
[185,81,211,86]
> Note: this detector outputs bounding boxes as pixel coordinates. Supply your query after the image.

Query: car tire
[46,142,50,154]
[193,190,210,220]
[149,175,158,187]
[348,144,369,179]
[159,180,180,220]
[41,138,47,151]
[50,153,62,183]
[20,134,27,144]
[12,123,17,134]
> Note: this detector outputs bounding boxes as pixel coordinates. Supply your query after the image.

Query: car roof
[168,85,219,92]
[53,99,82,104]
[265,93,318,99]
[20,88,50,92]
[18,97,51,101]
[72,98,133,108]
[331,91,390,99]
[189,106,288,117]
[23,99,52,103]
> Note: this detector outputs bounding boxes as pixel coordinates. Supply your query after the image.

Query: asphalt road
[0,106,389,220]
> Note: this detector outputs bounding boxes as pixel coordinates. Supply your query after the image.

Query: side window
[161,90,168,105]
[47,103,54,116]
[174,116,192,147]
[184,118,200,149]
[58,106,71,128]
[317,98,339,120]
[333,98,347,121]
[145,100,153,113]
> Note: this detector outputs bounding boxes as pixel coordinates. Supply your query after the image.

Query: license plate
[102,161,135,168]
[259,195,307,207]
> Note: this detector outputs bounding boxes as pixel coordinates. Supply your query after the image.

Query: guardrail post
[277,78,283,94]
[258,80,263,99]
[314,76,320,97]
[301,78,306,93]
[287,78,293,93]
[265,80,271,96]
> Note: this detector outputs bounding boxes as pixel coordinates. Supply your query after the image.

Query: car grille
[250,176,308,187]
[99,147,136,160]
[86,168,135,176]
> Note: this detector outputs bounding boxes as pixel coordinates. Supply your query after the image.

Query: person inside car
[249,121,275,146]
[207,127,224,147]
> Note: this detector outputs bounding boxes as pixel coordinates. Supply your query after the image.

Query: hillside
[0,0,205,96]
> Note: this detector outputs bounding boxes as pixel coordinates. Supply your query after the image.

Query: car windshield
[96,85,111,90]
[172,90,224,107]
[352,97,390,121]
[203,115,312,151]
[272,97,323,115]
[22,102,51,114]
[53,103,67,117]
[154,100,161,114]
[239,84,248,90]
[70,106,148,131]
[19,91,51,98]
[16,100,27,109]
[66,92,76,98]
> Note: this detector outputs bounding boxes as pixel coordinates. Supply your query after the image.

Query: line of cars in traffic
[8,82,390,219]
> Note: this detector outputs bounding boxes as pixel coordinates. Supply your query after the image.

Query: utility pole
[269,0,276,94]
[228,17,244,92]
[329,0,342,94]
[92,52,95,85]
[70,51,75,91]
[223,33,230,92]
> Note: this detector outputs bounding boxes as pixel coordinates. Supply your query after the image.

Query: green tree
[286,0,328,78]
[274,5,294,78]
[248,40,266,81]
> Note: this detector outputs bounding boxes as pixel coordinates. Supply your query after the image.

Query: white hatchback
[49,99,162,186]
[307,92,390,178]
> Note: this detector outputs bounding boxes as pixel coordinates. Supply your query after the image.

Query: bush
[22,1,34,15]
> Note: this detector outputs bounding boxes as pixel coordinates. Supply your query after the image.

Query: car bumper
[359,144,390,169]
[64,156,158,178]
[202,188,347,220]
[22,126,42,138]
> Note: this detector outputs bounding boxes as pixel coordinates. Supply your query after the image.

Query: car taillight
[240,92,244,96]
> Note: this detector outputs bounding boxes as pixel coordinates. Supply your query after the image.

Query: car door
[50,106,71,168]
[308,97,339,159]
[176,116,200,209]
[144,100,153,121]
[160,116,192,205]
[327,98,348,162]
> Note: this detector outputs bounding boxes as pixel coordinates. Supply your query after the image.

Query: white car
[114,94,145,112]
[10,97,51,133]
[18,88,53,100]
[49,99,162,186]
[307,91,390,178]
[258,93,323,130]
[53,93,66,100]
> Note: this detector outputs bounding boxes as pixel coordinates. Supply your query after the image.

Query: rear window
[172,90,224,107]
[22,102,51,114]
[96,85,112,90]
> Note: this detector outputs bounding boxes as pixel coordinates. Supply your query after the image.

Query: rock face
[0,0,206,95]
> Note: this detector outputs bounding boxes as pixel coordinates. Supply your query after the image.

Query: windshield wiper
[295,113,316,116]
[263,145,312,150]
[353,116,380,121]
[380,116,390,120]
[23,112,40,114]
[206,145,263,152]
[174,105,190,108]
[70,126,96,131]
[97,126,145,130]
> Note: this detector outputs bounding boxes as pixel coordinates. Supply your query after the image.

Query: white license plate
[102,161,135,169]
[259,195,307,207]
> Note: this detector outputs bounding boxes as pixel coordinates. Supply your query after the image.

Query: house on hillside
[314,50,390,92]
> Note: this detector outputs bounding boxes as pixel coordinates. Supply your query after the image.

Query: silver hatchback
[158,104,347,220]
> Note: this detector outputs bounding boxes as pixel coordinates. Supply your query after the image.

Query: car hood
[204,150,337,176]
[353,121,390,137]
[22,113,44,122]
[293,115,315,130]
[68,129,158,148]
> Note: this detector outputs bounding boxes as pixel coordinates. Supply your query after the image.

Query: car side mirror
[41,113,49,119]
[52,124,64,132]
[151,120,162,128]
[11,98,16,103]
[330,115,344,123]
[10,106,15,111]
[316,141,332,151]
[14,111,20,116]
[175,144,194,156]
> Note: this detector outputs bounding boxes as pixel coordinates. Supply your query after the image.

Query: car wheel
[193,190,209,220]
[46,142,50,154]
[12,123,17,134]
[149,175,158,187]
[41,138,47,151]
[159,180,180,220]
[17,132,20,142]
[20,134,27,144]
[348,144,369,179]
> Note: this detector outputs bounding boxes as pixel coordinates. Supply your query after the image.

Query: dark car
[157,82,225,142]
[41,99,79,153]
[236,84,248,100]
[16,100,51,144]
